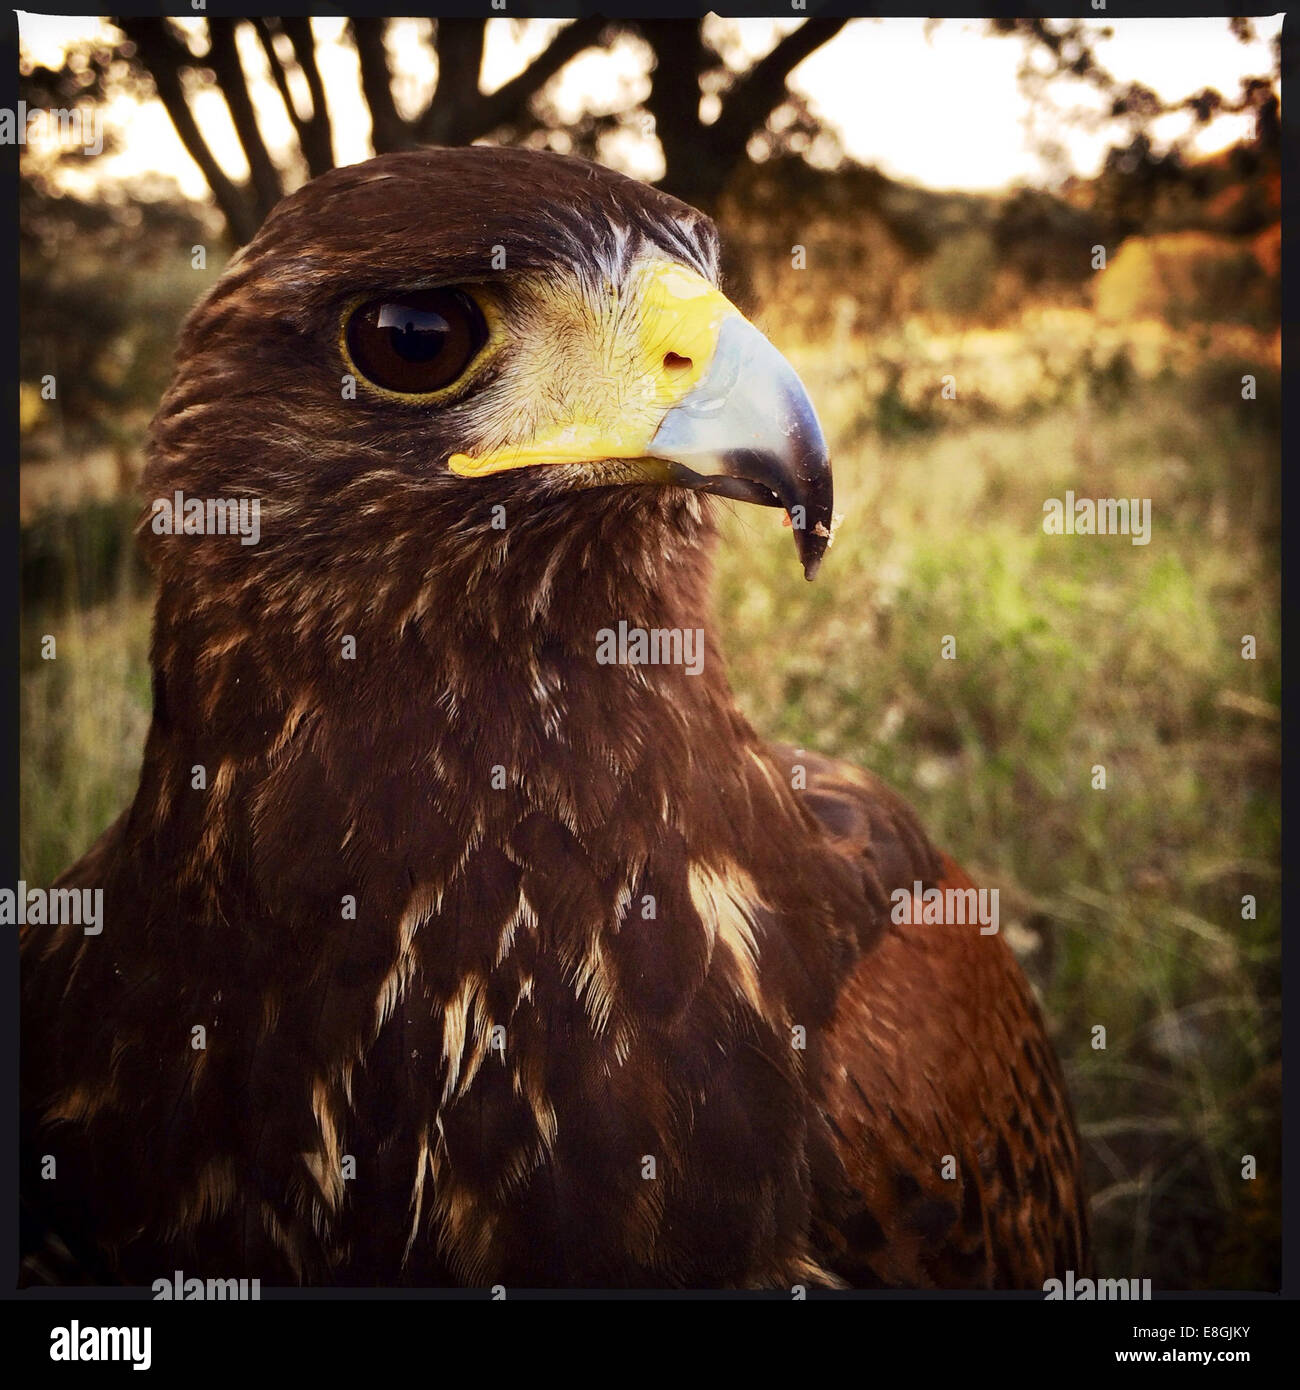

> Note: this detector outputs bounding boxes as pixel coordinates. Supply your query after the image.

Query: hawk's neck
[62,492,869,1283]
[127,492,814,976]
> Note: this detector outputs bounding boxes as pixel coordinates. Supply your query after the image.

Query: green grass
[714,372,1280,1290]
[21,594,153,889]
[21,367,1279,1290]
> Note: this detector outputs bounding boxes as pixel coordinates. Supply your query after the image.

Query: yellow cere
[447,262,740,478]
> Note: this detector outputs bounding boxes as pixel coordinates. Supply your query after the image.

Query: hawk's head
[146,147,832,656]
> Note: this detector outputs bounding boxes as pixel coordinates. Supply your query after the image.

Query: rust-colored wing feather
[781,747,1089,1288]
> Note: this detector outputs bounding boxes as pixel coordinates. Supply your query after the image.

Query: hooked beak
[447,262,834,580]
[644,314,834,581]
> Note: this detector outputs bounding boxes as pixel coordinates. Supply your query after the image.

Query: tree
[994,14,1279,163]
[108,16,849,245]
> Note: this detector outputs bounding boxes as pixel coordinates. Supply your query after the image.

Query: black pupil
[380,304,450,363]
[347,288,486,393]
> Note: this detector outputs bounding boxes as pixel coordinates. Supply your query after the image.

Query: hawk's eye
[346,288,488,395]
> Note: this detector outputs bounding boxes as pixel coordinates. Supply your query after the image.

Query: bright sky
[17,14,1283,199]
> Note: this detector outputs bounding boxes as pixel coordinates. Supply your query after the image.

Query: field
[20,298,1280,1290]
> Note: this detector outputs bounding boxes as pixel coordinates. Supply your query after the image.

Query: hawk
[22,147,1087,1289]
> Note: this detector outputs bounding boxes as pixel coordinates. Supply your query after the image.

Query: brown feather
[21,147,1086,1289]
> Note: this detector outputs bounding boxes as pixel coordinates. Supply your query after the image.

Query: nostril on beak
[664,352,692,371]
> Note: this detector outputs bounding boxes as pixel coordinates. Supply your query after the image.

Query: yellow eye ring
[339,285,505,403]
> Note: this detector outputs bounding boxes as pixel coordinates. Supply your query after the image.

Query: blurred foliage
[22,498,150,612]
[920,229,1000,318]
[20,174,221,463]
[1095,231,1277,331]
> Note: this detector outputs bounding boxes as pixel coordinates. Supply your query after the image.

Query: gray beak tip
[647,316,835,579]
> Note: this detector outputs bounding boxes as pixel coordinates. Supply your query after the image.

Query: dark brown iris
[346,287,488,394]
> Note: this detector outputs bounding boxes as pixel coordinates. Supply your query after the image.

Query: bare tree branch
[464,16,611,142]
[253,19,296,119]
[117,14,855,239]
[638,21,714,201]
[639,18,848,208]
[281,17,335,177]
[206,19,284,223]
[348,16,411,154]
[706,19,850,173]
[253,19,310,168]
[114,16,260,244]
[419,19,487,145]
